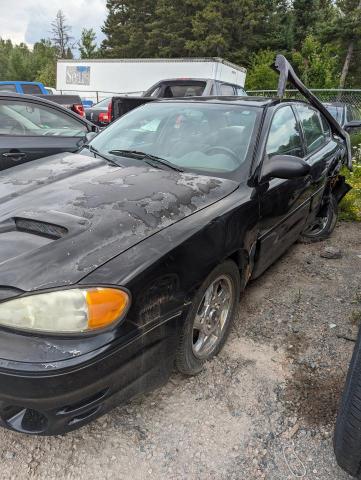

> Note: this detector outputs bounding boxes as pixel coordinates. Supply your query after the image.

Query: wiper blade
[108,149,183,172]
[82,144,119,166]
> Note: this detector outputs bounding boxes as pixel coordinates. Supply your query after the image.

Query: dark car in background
[0,56,352,436]
[37,94,86,118]
[0,93,97,170]
[85,97,111,127]
[98,78,248,125]
[323,101,361,131]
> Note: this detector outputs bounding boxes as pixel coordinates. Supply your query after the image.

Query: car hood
[0,152,238,291]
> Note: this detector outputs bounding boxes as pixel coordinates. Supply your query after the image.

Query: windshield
[90,102,260,174]
[325,105,344,124]
[94,97,110,108]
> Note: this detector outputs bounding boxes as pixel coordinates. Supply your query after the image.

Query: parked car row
[0,55,361,480]
[0,93,97,170]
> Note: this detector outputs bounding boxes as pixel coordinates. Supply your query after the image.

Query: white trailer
[56,57,247,103]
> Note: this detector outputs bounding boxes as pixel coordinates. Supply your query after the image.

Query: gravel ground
[1,222,361,480]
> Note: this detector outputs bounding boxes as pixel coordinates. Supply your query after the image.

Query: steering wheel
[203,146,239,165]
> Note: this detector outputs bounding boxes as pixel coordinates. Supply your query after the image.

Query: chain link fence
[247,89,361,110]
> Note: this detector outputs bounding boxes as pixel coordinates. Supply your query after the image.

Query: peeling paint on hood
[0,152,238,291]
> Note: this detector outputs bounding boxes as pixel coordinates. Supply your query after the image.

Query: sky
[0,0,107,53]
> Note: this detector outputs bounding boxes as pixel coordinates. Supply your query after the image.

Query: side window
[266,106,303,158]
[22,84,42,95]
[0,100,88,137]
[0,84,16,92]
[236,87,246,96]
[320,114,331,138]
[149,86,161,97]
[296,105,326,154]
[219,83,236,96]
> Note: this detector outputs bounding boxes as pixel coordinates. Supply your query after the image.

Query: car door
[0,98,89,171]
[294,104,340,224]
[253,104,312,277]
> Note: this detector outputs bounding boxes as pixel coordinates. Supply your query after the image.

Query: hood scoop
[15,218,68,240]
[0,211,89,267]
[0,217,68,240]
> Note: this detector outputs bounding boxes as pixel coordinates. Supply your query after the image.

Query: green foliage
[100,0,361,89]
[0,37,57,86]
[79,29,98,59]
[290,35,339,88]
[245,50,279,90]
[339,148,361,222]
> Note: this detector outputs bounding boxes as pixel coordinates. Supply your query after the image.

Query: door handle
[2,151,27,160]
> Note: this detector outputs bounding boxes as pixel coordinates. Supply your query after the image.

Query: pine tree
[101,0,156,57]
[79,29,98,58]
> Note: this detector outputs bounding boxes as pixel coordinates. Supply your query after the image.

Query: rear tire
[334,328,361,478]
[175,260,240,375]
[299,194,338,243]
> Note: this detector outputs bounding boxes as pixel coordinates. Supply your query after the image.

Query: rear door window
[266,106,303,158]
[0,84,16,92]
[295,104,326,154]
[21,84,43,95]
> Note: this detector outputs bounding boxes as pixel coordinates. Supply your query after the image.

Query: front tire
[175,260,240,375]
[334,328,361,478]
[299,194,338,243]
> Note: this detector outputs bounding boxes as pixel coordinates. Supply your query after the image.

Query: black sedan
[0,93,97,170]
[0,57,351,435]
[85,97,111,126]
[323,101,361,131]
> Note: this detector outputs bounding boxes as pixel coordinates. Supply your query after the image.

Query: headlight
[0,287,130,334]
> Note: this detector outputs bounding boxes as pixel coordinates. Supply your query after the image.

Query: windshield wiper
[81,144,120,166]
[107,149,183,172]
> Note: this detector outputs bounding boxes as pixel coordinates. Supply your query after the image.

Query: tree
[245,50,279,90]
[102,0,157,57]
[145,0,196,57]
[0,39,13,80]
[337,0,361,88]
[5,43,33,80]
[291,35,339,88]
[32,39,58,86]
[79,28,98,58]
[51,10,74,58]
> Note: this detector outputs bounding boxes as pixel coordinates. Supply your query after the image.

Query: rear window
[0,84,16,92]
[163,83,206,98]
[21,84,42,95]
[219,84,236,96]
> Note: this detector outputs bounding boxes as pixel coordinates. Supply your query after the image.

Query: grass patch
[339,143,361,222]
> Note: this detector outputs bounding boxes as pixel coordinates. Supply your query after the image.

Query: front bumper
[0,315,180,435]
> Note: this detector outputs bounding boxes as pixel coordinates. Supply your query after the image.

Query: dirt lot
[1,222,361,480]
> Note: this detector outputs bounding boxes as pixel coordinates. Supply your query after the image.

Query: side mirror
[85,131,98,143]
[344,120,361,132]
[260,155,311,183]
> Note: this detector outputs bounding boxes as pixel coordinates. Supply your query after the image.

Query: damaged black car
[0,56,352,435]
